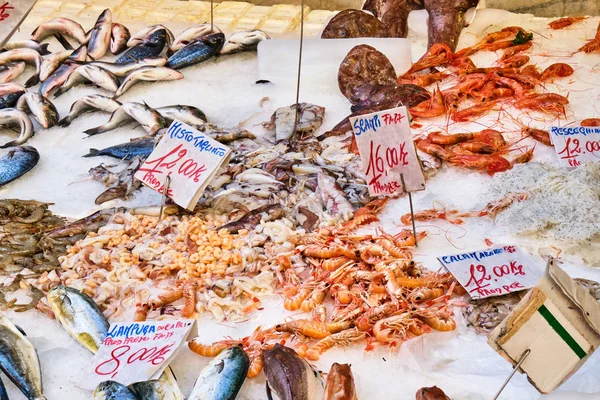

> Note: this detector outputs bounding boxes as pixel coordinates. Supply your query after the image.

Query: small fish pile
[462,292,524,334]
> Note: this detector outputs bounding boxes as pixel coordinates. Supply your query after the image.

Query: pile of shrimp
[187,200,464,376]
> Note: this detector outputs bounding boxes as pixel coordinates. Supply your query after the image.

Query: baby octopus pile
[188,199,464,377]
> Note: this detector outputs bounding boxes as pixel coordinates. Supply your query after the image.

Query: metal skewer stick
[292,0,305,135]
[399,173,418,247]
[159,175,171,221]
[492,349,531,400]
[210,0,214,33]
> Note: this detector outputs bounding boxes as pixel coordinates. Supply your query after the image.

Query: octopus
[321,10,388,39]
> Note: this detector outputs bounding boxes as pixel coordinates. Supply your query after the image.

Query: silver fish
[87,9,112,59]
[85,102,166,136]
[2,40,50,55]
[0,313,46,400]
[156,105,207,127]
[31,17,87,44]
[188,346,249,400]
[39,50,71,82]
[0,82,25,97]
[0,109,34,148]
[0,146,39,186]
[220,30,270,55]
[93,381,140,400]
[170,23,222,53]
[39,45,88,97]
[128,25,174,48]
[264,343,318,400]
[110,23,131,55]
[47,285,110,354]
[114,66,183,98]
[0,61,26,83]
[54,64,119,98]
[132,368,184,400]
[16,92,58,129]
[88,57,168,77]
[58,95,121,127]
[0,49,42,87]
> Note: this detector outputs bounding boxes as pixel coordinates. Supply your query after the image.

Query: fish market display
[84,102,166,136]
[57,95,121,127]
[30,17,86,45]
[167,33,226,70]
[114,66,183,98]
[88,57,168,77]
[92,381,140,400]
[39,45,88,97]
[263,344,318,400]
[0,62,26,84]
[0,110,34,148]
[131,367,184,400]
[220,30,270,55]
[83,137,155,160]
[90,157,144,204]
[54,64,120,97]
[416,386,451,400]
[117,29,168,64]
[0,49,42,87]
[463,292,523,334]
[86,9,113,60]
[171,24,222,53]
[188,346,249,400]
[16,92,59,129]
[323,363,358,400]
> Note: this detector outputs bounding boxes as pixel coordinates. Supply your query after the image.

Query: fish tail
[0,140,18,149]
[25,74,39,88]
[38,43,51,55]
[83,148,100,157]
[83,127,104,136]
[53,88,65,98]
[57,117,72,127]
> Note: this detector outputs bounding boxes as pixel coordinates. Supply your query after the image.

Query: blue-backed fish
[166,33,225,70]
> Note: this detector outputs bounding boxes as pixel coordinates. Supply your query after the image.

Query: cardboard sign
[438,245,542,299]
[83,319,194,389]
[550,125,600,167]
[349,106,425,196]
[489,259,600,394]
[135,121,231,210]
[0,0,37,48]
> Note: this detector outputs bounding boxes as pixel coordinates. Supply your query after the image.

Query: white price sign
[550,126,600,167]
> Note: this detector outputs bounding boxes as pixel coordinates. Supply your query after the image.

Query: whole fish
[93,381,140,400]
[132,367,184,400]
[16,92,59,129]
[39,50,71,82]
[31,17,87,44]
[54,64,119,98]
[83,137,155,160]
[0,109,34,148]
[170,24,222,53]
[0,313,46,400]
[0,146,39,186]
[156,105,207,127]
[323,363,358,400]
[46,285,109,354]
[188,345,249,400]
[167,33,225,70]
[40,45,88,97]
[264,343,318,400]
[2,40,50,55]
[0,49,42,87]
[0,91,24,110]
[115,66,183,98]
[128,25,174,48]
[88,57,168,77]
[0,82,24,96]
[0,61,26,83]
[110,23,131,55]
[58,95,121,127]
[87,9,112,59]
[116,29,167,64]
[220,30,270,55]
[415,386,451,400]
[85,102,166,136]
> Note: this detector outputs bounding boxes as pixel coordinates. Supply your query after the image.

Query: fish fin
[25,74,39,88]
[83,148,100,157]
[38,43,51,56]
[215,360,225,374]
[83,127,103,136]
[57,117,72,127]
[54,33,74,51]
[266,383,273,400]
[15,325,27,336]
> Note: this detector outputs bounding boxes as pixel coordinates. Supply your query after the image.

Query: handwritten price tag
[349,107,425,196]
[438,245,542,299]
[83,319,194,389]
[134,121,231,210]
[550,126,600,167]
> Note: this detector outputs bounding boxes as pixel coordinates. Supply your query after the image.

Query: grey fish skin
[0,61,26,83]
[46,285,109,354]
[31,17,87,44]
[220,30,270,55]
[83,137,155,160]
[0,109,34,148]
[188,346,249,400]
[0,49,42,87]
[39,50,71,82]
[167,33,225,70]
[116,29,167,64]
[58,95,121,127]
[87,9,112,59]
[0,91,23,110]
[110,23,131,55]
[88,57,168,77]
[84,102,166,136]
[2,40,50,55]
[0,313,46,400]
[16,92,58,129]
[263,343,317,400]
[39,45,88,97]
[0,146,39,186]
[93,381,140,400]
[131,367,184,400]
[157,105,207,128]
[128,25,174,48]
[170,24,222,53]
[114,66,183,98]
[53,64,119,98]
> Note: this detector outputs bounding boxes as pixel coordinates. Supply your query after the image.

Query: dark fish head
[203,33,226,51]
[146,29,167,47]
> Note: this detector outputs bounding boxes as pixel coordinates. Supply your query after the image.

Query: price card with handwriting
[82,319,194,389]
[438,245,542,299]
[135,121,232,210]
[550,126,600,167]
[349,106,425,196]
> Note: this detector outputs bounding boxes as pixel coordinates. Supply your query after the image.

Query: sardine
[88,57,168,77]
[0,91,24,110]
[323,363,357,400]
[220,30,270,55]
[170,24,222,53]
[84,102,166,136]
[110,23,131,55]
[188,345,249,400]
[156,105,207,128]
[31,17,87,44]
[415,386,451,400]
[54,64,119,98]
[0,109,34,148]
[58,95,121,127]
[87,9,112,59]
[114,66,183,98]
[46,285,109,354]
[39,50,71,82]
[166,33,225,70]
[83,137,155,160]
[128,25,174,48]
[116,29,167,64]
[132,367,184,400]
[0,313,46,400]
[0,61,26,83]
[16,92,59,129]
[2,40,50,55]
[0,49,42,87]
[39,45,88,97]
[0,146,39,186]
[264,343,318,400]
[93,381,140,400]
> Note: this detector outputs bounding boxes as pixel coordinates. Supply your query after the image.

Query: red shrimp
[501,42,532,60]
[416,139,452,161]
[451,101,499,122]
[581,118,600,126]
[549,16,586,30]
[408,87,446,118]
[540,63,574,82]
[405,43,454,74]
[449,154,512,175]
[514,93,569,116]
